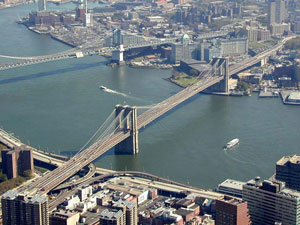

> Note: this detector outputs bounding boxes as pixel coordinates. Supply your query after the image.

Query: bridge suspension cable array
[24,60,228,194]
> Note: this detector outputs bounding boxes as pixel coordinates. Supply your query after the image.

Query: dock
[280,90,300,105]
[259,90,278,98]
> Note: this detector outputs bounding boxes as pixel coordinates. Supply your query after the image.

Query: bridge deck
[24,74,224,194]
[5,35,297,194]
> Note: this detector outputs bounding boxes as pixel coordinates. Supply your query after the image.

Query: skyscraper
[268,0,286,25]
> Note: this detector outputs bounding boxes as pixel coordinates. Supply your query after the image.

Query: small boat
[99,85,107,90]
[224,138,239,150]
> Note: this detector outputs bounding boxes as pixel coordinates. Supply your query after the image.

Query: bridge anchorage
[114,104,139,155]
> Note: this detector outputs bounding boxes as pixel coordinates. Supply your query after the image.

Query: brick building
[215,196,250,225]
[1,148,34,179]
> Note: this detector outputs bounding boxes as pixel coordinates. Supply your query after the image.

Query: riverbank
[0,0,33,10]
[128,61,173,70]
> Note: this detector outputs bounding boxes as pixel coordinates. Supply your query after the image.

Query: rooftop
[218,195,245,206]
[246,178,300,199]
[277,155,300,166]
[218,179,246,190]
[100,209,124,220]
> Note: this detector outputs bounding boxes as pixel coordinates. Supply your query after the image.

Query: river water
[1,3,300,189]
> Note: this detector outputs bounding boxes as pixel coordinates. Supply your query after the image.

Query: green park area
[284,37,300,50]
[249,40,278,50]
[171,72,199,87]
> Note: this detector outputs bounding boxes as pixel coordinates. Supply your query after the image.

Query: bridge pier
[115,105,139,155]
[260,56,268,66]
[111,45,125,65]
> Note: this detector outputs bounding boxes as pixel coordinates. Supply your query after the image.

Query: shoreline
[50,34,78,48]
[0,1,33,10]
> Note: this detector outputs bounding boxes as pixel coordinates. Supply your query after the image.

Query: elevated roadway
[228,35,297,76]
[49,170,224,211]
[1,36,297,196]
[12,36,295,194]
[0,38,176,71]
[23,73,225,195]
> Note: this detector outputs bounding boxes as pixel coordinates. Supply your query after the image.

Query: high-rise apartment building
[113,200,138,225]
[215,196,251,225]
[219,38,248,56]
[243,178,300,225]
[268,0,287,25]
[276,155,300,191]
[2,190,49,225]
[1,148,34,179]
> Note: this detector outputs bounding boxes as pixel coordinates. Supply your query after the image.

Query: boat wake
[99,86,143,101]
[223,150,256,166]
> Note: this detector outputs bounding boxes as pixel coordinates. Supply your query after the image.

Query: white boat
[224,138,239,150]
[99,85,107,90]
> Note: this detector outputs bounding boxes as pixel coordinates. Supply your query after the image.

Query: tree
[236,81,249,91]
[284,37,300,50]
[0,172,7,182]
[23,169,33,179]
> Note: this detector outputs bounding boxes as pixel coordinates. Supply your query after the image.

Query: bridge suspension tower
[114,104,139,154]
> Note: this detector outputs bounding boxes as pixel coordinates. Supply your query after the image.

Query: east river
[1,3,300,189]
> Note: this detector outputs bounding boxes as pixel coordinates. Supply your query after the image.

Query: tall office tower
[2,190,49,225]
[268,0,287,25]
[243,178,300,225]
[275,0,287,23]
[276,155,300,191]
[268,1,276,24]
[38,0,46,11]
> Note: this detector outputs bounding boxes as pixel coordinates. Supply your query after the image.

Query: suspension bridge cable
[76,109,116,155]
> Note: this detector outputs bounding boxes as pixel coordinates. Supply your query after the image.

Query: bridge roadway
[0,35,294,71]
[0,128,222,201]
[21,36,297,194]
[4,35,298,195]
[228,35,297,76]
[0,39,177,71]
[23,74,224,195]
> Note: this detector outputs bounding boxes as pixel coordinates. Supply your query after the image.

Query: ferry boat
[224,138,239,150]
[99,86,107,90]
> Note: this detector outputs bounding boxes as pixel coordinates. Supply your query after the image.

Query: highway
[229,35,296,76]
[48,170,224,211]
